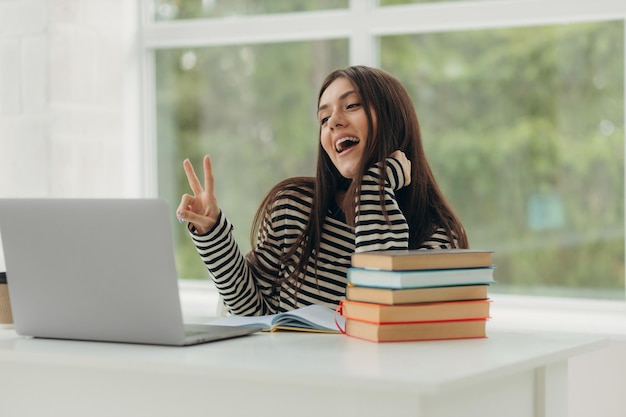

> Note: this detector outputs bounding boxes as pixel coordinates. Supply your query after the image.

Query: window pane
[154,0,348,21]
[381,21,625,299]
[156,40,348,279]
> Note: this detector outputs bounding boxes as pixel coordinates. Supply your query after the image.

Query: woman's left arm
[354,156,409,252]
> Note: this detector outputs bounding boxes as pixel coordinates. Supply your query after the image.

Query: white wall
[0,0,142,198]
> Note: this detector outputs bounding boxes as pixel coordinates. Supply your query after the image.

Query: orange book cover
[340,299,491,324]
[343,318,488,343]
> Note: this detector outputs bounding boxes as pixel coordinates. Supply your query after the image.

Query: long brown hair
[249,66,468,292]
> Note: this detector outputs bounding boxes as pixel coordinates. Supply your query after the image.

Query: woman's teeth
[335,137,360,153]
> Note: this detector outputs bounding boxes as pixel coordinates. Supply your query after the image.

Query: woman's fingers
[177,194,195,213]
[203,155,215,195]
[176,194,196,223]
[179,209,212,233]
[178,155,219,234]
[183,158,204,196]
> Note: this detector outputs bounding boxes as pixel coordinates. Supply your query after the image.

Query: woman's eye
[347,103,361,110]
[320,116,329,125]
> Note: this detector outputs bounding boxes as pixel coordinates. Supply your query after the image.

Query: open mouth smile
[335,137,360,154]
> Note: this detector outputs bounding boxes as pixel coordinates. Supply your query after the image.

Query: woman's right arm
[187,209,282,316]
[177,155,282,316]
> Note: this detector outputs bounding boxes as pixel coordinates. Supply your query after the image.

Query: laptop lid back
[0,198,188,345]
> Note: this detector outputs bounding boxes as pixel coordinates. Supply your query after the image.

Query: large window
[144,0,626,300]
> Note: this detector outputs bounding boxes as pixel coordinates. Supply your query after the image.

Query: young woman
[176,65,468,316]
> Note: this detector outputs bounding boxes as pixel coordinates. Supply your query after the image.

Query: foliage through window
[381,21,624,298]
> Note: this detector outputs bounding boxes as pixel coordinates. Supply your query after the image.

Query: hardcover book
[344,318,487,342]
[340,299,491,324]
[345,283,489,305]
[351,249,494,271]
[347,266,495,289]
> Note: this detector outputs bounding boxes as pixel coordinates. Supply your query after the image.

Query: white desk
[0,328,607,417]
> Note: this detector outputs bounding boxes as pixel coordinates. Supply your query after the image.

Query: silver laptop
[0,198,262,346]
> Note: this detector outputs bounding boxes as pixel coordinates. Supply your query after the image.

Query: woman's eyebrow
[317,90,358,114]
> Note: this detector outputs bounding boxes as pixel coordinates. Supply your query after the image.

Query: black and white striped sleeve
[354,157,409,252]
[419,228,454,249]
[189,210,280,316]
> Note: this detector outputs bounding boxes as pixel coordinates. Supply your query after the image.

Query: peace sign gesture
[176,155,220,234]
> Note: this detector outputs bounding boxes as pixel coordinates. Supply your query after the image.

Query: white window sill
[179,280,626,340]
[179,280,222,319]
[489,293,626,341]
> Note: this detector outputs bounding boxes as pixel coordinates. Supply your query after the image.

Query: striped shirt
[190,157,453,316]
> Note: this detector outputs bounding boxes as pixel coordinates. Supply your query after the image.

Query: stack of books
[340,249,495,342]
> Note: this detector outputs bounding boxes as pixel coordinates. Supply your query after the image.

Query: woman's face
[318,77,376,180]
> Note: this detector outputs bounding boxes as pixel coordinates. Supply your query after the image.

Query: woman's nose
[328,111,345,129]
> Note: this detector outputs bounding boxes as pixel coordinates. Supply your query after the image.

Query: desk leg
[535,360,568,417]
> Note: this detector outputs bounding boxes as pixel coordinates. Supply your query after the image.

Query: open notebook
[210,304,345,333]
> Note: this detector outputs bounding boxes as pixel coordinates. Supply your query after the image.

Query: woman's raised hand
[390,150,412,187]
[176,155,220,234]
